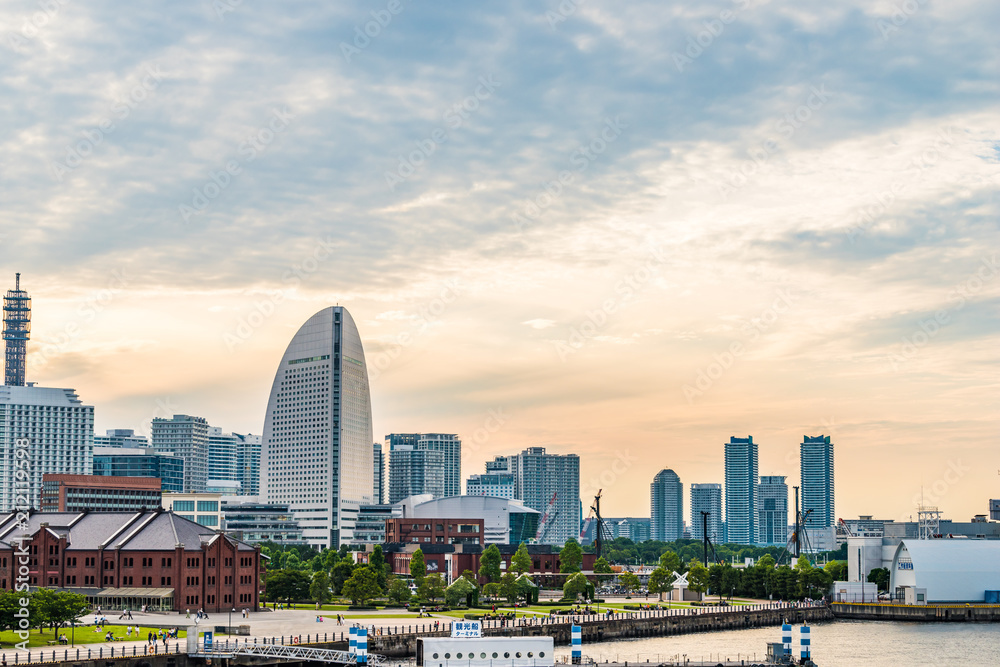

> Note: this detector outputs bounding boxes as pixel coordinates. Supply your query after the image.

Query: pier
[831,602,1000,622]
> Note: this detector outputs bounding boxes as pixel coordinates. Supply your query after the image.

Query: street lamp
[229,608,235,636]
[71,619,75,647]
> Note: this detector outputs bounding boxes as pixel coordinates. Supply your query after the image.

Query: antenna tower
[3,273,31,386]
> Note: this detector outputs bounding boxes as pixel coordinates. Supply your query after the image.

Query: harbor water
[550,620,1000,666]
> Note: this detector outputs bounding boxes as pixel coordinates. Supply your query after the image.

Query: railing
[201,641,386,666]
[0,642,182,665]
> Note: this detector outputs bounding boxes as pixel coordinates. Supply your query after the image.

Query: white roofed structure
[890,539,1000,602]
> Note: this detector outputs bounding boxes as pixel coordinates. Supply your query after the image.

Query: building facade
[690,483,723,543]
[651,469,683,542]
[373,443,385,505]
[260,306,374,548]
[757,475,788,546]
[386,433,462,500]
[465,473,515,499]
[397,495,540,545]
[93,446,185,492]
[220,501,304,545]
[385,518,484,546]
[94,428,150,448]
[724,436,758,545]
[388,446,445,503]
[152,415,209,493]
[0,510,263,612]
[801,435,834,530]
[0,385,94,512]
[41,474,161,512]
[488,447,580,546]
[162,492,223,528]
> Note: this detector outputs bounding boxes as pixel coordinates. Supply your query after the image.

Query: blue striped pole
[799,624,811,661]
[571,625,582,665]
[349,627,357,656]
[781,623,792,656]
[356,629,368,664]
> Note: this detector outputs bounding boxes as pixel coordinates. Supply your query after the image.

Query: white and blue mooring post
[571,625,582,665]
[349,626,357,655]
[781,623,792,656]
[356,628,368,664]
[799,624,811,661]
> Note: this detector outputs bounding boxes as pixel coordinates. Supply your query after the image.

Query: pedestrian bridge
[196,642,386,666]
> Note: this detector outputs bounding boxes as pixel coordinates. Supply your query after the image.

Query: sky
[2,1,999,526]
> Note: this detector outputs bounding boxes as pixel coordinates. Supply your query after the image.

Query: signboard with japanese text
[451,621,481,638]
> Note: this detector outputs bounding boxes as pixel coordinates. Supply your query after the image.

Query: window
[162,557,172,567]
[173,500,195,512]
[197,515,218,527]
[197,501,219,512]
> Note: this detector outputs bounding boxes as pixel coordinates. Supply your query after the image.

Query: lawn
[0,625,186,649]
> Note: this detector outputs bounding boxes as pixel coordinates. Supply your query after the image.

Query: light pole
[229,608,235,636]
[71,619,75,647]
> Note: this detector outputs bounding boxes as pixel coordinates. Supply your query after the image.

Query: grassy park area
[0,625,187,649]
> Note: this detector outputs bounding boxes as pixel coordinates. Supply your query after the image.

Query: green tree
[499,573,518,604]
[310,554,324,572]
[410,549,427,584]
[647,567,675,600]
[559,539,583,573]
[418,573,446,602]
[482,582,501,601]
[342,568,381,606]
[267,569,312,602]
[331,560,356,595]
[388,578,412,605]
[658,550,683,574]
[593,556,614,587]
[33,590,88,631]
[867,567,890,592]
[722,566,741,600]
[369,545,388,592]
[686,560,710,596]
[479,544,502,583]
[824,560,848,582]
[515,574,538,604]
[563,572,590,601]
[445,577,478,607]
[322,548,340,570]
[310,571,332,604]
[511,542,532,576]
[619,571,640,596]
[284,552,303,571]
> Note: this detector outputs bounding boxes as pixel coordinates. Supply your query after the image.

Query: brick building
[40,474,161,512]
[0,509,264,612]
[385,518,484,546]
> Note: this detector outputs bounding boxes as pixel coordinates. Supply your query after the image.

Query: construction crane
[578,490,613,559]
[838,517,855,539]
[783,486,814,562]
[534,491,559,543]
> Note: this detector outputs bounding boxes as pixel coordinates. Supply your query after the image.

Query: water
[550,620,1000,666]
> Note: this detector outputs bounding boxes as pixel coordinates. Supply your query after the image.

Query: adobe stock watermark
[13,437,31,650]
[886,254,999,371]
[911,459,969,509]
[180,108,294,222]
[672,0,753,72]
[368,279,463,380]
[845,126,956,243]
[545,0,587,28]
[212,0,243,20]
[130,397,181,439]
[876,0,928,40]
[511,115,627,232]
[716,85,832,198]
[581,449,637,499]
[683,289,798,403]
[5,0,70,52]
[224,237,336,351]
[384,75,501,191]
[340,0,412,62]
[552,244,666,361]
[465,407,508,456]
[29,270,128,371]
[50,65,164,182]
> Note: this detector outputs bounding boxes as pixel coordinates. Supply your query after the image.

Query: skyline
[3,2,999,526]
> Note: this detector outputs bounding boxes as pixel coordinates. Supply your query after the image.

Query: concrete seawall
[831,602,1000,622]
[366,606,833,657]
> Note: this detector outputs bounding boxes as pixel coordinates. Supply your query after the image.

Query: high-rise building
[488,447,580,545]
[757,475,788,545]
[801,435,835,530]
[94,428,150,448]
[650,469,683,541]
[385,433,462,498]
[466,472,515,499]
[152,414,209,493]
[93,446,185,492]
[373,443,385,505]
[387,444,445,502]
[204,428,260,496]
[260,306,374,548]
[690,483,722,543]
[41,473,161,512]
[0,385,94,511]
[725,436,759,545]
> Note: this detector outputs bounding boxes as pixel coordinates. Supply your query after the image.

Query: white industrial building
[890,539,1000,603]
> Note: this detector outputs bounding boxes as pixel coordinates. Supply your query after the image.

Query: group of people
[185,608,210,625]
